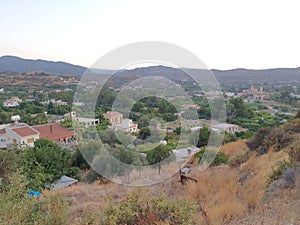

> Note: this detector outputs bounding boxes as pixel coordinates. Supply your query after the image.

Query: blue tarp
[28,189,40,197]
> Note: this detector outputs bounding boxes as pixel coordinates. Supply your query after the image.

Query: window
[27,137,34,143]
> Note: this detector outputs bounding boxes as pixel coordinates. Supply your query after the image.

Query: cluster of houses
[190,123,246,134]
[0,115,75,149]
[0,110,139,149]
[41,99,68,106]
[3,97,22,107]
[238,86,270,102]
[224,86,270,102]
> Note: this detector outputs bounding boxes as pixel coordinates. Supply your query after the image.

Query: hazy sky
[0,0,300,69]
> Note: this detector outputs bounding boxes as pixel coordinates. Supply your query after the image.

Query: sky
[0,0,300,70]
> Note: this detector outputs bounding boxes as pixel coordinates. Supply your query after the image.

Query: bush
[22,139,79,191]
[101,191,198,225]
[264,128,294,152]
[267,160,296,184]
[229,151,252,167]
[247,128,272,155]
[247,119,299,155]
[0,171,68,225]
[281,168,296,189]
[195,148,228,166]
[289,139,300,161]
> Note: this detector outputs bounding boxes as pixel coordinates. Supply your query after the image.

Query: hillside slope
[0,55,86,76]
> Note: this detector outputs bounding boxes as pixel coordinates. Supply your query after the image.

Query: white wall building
[0,123,40,149]
[211,123,244,133]
[104,111,138,133]
[121,118,138,133]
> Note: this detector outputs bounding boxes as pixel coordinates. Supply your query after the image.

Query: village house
[121,118,138,133]
[40,99,68,106]
[3,101,19,107]
[0,114,76,149]
[210,123,246,134]
[181,104,201,111]
[238,86,270,102]
[32,123,76,144]
[3,96,23,107]
[103,111,123,127]
[104,111,138,133]
[64,111,99,127]
[0,123,39,149]
[75,117,99,127]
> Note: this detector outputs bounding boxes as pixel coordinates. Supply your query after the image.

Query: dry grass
[55,173,186,224]
[240,150,289,209]
[55,140,292,225]
[53,182,130,224]
[186,147,290,225]
[187,166,245,225]
[220,140,249,159]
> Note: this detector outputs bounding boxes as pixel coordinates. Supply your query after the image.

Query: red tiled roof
[181,104,201,109]
[0,128,6,134]
[12,126,39,137]
[104,111,123,118]
[32,123,75,141]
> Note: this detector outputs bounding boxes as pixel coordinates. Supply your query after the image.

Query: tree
[189,126,211,147]
[99,129,120,146]
[138,127,151,140]
[22,139,75,190]
[228,97,255,118]
[246,128,272,155]
[146,143,172,174]
[137,115,150,128]
[131,101,145,112]
[195,148,228,166]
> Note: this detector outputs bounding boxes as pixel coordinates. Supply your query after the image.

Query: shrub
[264,128,293,152]
[101,190,198,225]
[247,128,272,155]
[229,151,252,167]
[288,138,300,161]
[267,160,296,184]
[195,148,228,166]
[281,168,296,189]
[0,171,68,225]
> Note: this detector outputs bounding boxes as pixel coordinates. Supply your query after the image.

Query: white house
[210,123,244,134]
[104,111,123,127]
[104,111,138,133]
[121,118,138,133]
[0,123,40,149]
[64,111,99,127]
[75,117,99,127]
[3,101,19,107]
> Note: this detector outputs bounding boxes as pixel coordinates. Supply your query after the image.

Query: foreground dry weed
[187,166,245,225]
[186,150,290,225]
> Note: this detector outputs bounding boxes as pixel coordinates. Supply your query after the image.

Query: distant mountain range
[0,55,299,85]
[0,55,86,76]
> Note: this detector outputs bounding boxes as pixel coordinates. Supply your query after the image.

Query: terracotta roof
[32,123,75,141]
[11,126,39,137]
[181,104,201,109]
[0,128,6,134]
[104,111,123,118]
